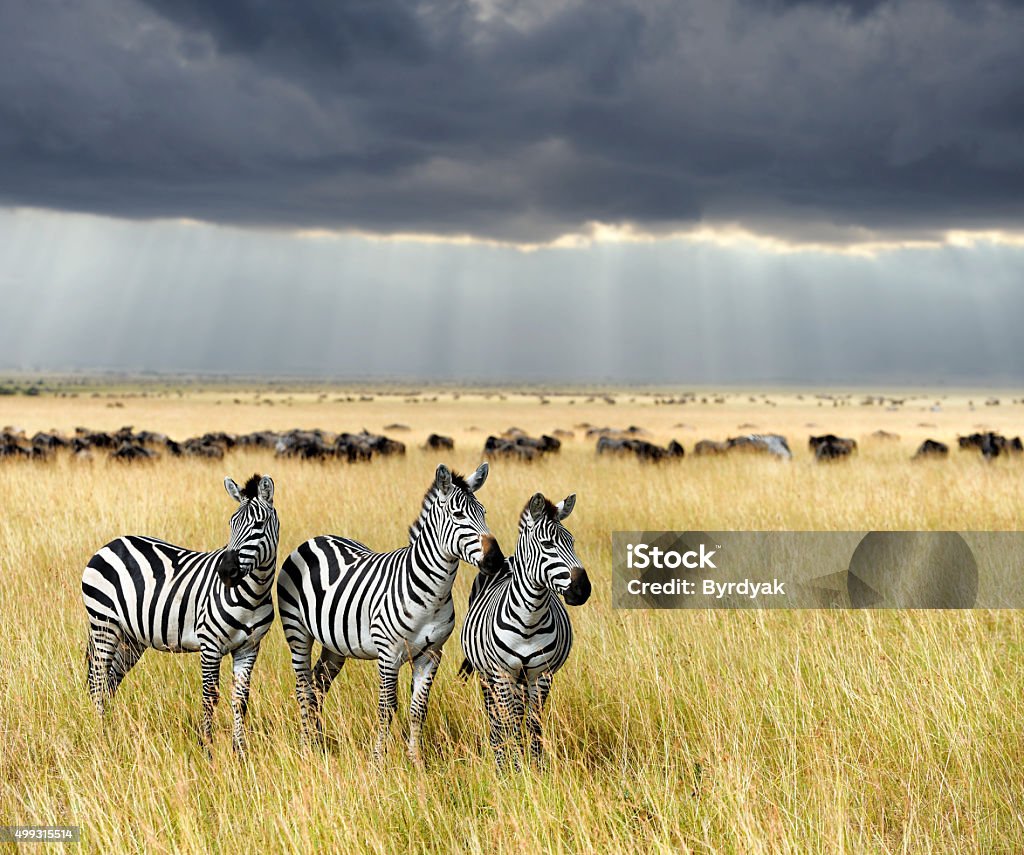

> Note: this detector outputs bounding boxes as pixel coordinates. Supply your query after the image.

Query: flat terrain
[2,384,1023,853]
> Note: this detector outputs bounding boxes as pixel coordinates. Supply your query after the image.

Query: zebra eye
[540,539,556,549]
[452,511,468,521]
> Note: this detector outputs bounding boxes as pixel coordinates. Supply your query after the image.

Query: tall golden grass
[1,388,1023,853]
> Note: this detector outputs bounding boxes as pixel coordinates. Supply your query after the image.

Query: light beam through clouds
[1,208,1021,385]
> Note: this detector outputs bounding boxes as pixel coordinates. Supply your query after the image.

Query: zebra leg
[282,623,320,744]
[107,637,145,697]
[526,673,553,768]
[86,620,120,718]
[480,678,506,771]
[199,647,222,755]
[309,648,346,742]
[407,648,442,769]
[373,659,400,763]
[230,644,260,757]
[486,674,523,772]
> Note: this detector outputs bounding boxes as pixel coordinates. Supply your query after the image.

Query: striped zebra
[81,474,280,755]
[276,462,504,766]
[459,492,591,770]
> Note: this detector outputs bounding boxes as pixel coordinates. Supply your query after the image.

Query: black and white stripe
[459,492,591,770]
[276,462,504,765]
[81,473,280,755]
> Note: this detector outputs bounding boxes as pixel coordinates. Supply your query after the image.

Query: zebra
[276,462,504,766]
[459,491,591,770]
[81,473,280,756]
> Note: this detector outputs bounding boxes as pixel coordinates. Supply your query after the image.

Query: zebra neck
[407,528,460,589]
[248,558,278,592]
[506,554,552,615]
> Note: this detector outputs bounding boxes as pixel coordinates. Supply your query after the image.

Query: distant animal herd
[3,423,1022,464]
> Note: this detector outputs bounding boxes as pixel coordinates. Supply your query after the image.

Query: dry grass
[2,387,1024,853]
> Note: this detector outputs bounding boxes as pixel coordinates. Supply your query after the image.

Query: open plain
[2,382,1023,853]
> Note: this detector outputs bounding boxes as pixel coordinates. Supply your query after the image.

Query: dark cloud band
[1,0,1023,244]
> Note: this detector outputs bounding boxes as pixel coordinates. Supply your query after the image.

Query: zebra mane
[241,473,263,500]
[408,470,471,543]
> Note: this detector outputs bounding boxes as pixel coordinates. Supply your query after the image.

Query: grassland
[2,385,1024,853]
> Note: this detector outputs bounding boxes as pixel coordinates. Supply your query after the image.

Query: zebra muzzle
[563,567,592,606]
[216,549,244,586]
[478,535,505,574]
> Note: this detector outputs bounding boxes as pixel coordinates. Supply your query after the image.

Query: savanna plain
[2,382,1023,854]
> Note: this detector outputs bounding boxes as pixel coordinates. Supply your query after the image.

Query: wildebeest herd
[3,423,1022,465]
[0,426,409,462]
[82,464,591,770]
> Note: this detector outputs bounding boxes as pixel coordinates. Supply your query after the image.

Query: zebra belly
[376,601,456,665]
[496,627,569,678]
[312,591,382,660]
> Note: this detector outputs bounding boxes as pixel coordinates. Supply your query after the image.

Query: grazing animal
[809,434,858,461]
[914,439,949,459]
[277,463,505,766]
[425,433,455,450]
[459,492,590,770]
[728,434,793,459]
[81,474,280,755]
[596,436,683,461]
[109,442,157,461]
[484,433,559,460]
[958,431,1023,460]
[693,439,729,456]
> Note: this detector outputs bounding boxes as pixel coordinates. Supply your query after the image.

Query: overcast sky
[1,0,1023,384]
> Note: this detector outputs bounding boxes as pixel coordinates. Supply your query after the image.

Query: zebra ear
[464,461,489,493]
[556,494,576,520]
[435,464,453,498]
[529,492,546,525]
[224,477,242,503]
[258,475,274,505]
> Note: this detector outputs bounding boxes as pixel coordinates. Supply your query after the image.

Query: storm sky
[2,0,1023,384]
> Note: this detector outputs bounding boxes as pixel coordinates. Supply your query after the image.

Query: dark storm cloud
[2,0,1024,243]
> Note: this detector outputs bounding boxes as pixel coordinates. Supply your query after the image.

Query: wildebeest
[484,436,537,461]
[425,433,455,451]
[484,432,560,461]
[110,442,158,462]
[809,434,858,461]
[0,432,32,458]
[31,431,69,451]
[336,430,406,460]
[586,425,647,439]
[595,436,684,462]
[913,439,949,459]
[958,432,1023,460]
[234,430,280,450]
[275,430,334,460]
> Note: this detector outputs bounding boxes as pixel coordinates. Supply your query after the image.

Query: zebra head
[422,462,505,574]
[218,473,280,587]
[519,492,591,605]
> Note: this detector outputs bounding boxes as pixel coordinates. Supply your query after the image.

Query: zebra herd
[80,464,591,770]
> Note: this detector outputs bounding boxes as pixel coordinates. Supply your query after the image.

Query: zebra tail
[457,658,476,680]
[85,635,95,683]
